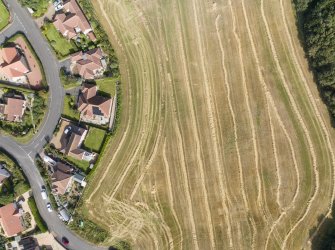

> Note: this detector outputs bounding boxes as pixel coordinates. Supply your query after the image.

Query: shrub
[28,197,48,233]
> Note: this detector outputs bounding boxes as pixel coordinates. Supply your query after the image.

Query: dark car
[62,237,69,246]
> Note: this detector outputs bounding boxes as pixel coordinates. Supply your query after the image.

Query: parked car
[41,186,47,200]
[64,127,72,135]
[62,237,69,246]
[47,203,53,212]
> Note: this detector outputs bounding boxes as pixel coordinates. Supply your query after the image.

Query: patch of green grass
[42,23,78,58]
[28,197,48,232]
[95,77,118,97]
[0,0,9,31]
[60,68,81,90]
[63,95,80,121]
[66,156,90,172]
[83,127,106,153]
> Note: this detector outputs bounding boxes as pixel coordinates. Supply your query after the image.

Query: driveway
[0,1,107,250]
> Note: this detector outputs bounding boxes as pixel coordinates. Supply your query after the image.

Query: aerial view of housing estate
[0,0,120,249]
[2,0,335,249]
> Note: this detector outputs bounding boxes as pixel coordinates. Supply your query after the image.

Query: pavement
[0,1,107,250]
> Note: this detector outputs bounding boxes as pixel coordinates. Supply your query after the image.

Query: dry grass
[82,0,335,249]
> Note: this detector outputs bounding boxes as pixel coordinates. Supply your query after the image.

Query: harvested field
[83,0,335,249]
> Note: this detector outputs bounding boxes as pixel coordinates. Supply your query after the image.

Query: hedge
[28,197,48,233]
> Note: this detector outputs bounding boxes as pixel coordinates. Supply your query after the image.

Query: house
[53,0,96,41]
[50,119,96,161]
[0,46,30,83]
[0,38,43,88]
[7,236,40,250]
[51,163,73,195]
[70,48,106,79]
[0,97,26,122]
[77,83,112,125]
[0,203,24,237]
[0,165,10,185]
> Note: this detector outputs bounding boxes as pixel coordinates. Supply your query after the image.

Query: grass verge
[0,0,10,31]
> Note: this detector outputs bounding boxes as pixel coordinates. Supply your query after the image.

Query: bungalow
[0,203,24,237]
[70,48,106,79]
[77,83,112,125]
[0,97,26,122]
[50,119,96,162]
[53,0,96,41]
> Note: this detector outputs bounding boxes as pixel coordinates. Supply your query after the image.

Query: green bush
[18,0,49,18]
[28,197,48,233]
[0,151,30,205]
[60,67,81,89]
[69,213,108,244]
[296,0,335,122]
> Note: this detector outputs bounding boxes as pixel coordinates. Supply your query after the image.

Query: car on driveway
[46,203,52,212]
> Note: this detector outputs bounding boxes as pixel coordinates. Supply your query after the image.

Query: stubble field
[83,0,335,249]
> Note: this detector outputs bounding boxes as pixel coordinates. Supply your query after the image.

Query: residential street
[0,1,107,249]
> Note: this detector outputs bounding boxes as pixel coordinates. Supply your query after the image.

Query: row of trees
[295,0,335,249]
[295,0,335,119]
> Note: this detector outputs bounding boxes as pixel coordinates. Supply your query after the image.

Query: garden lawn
[66,156,90,172]
[84,127,106,153]
[63,95,80,121]
[0,0,9,31]
[43,23,78,58]
[95,77,118,97]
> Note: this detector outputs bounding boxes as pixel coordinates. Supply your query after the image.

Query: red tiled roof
[0,47,29,79]
[52,166,73,195]
[0,203,23,237]
[0,47,19,64]
[71,48,104,79]
[61,124,87,160]
[0,38,43,88]
[4,98,26,122]
[77,83,112,121]
[53,0,95,40]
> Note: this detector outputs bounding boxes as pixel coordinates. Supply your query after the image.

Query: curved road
[0,1,107,249]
